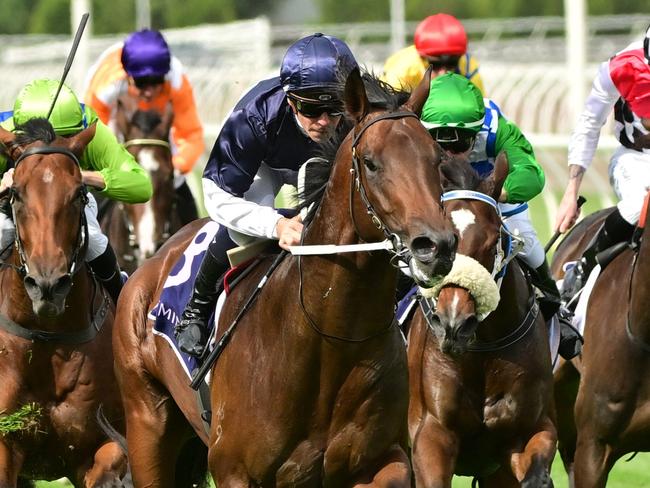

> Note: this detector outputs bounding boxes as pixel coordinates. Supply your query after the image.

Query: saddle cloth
[149,221,226,380]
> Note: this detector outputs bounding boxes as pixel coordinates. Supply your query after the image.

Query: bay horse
[407,154,557,487]
[112,68,457,487]
[101,104,178,274]
[551,205,650,487]
[0,120,127,487]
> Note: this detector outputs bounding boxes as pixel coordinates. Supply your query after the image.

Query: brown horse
[0,120,127,487]
[551,205,650,487]
[112,68,457,487]
[101,105,178,274]
[407,154,557,487]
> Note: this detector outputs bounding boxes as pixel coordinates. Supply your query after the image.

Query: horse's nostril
[411,236,436,263]
[52,275,73,297]
[24,275,37,291]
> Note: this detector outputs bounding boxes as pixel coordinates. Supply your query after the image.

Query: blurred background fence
[1,13,648,231]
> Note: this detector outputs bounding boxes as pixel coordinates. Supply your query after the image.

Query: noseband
[9,145,89,278]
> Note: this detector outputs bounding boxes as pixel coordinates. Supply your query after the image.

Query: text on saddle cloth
[149,221,257,380]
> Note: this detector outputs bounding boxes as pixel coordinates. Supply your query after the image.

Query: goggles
[431,127,476,154]
[289,96,344,118]
[133,75,165,89]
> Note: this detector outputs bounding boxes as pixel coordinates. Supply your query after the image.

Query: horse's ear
[438,155,457,193]
[403,66,432,116]
[66,122,97,158]
[344,67,369,122]
[483,151,509,201]
[161,102,174,134]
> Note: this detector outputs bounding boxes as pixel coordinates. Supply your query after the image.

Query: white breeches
[500,203,545,269]
[608,146,650,225]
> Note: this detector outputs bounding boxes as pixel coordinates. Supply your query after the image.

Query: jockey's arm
[170,75,205,174]
[202,110,292,241]
[556,62,619,232]
[567,61,619,171]
[84,120,153,203]
[494,117,545,203]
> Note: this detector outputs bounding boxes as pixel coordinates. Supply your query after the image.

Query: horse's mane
[298,71,410,224]
[131,110,163,135]
[439,155,482,193]
[14,118,56,146]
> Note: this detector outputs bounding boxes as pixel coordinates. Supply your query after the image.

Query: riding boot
[530,260,583,360]
[561,208,635,303]
[175,247,228,357]
[530,260,561,321]
[88,244,125,306]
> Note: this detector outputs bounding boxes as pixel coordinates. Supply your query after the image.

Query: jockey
[556,25,650,300]
[84,29,203,225]
[382,13,485,95]
[174,33,358,357]
[0,79,153,304]
[420,72,580,359]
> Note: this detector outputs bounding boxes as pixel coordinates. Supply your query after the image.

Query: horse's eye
[364,158,378,172]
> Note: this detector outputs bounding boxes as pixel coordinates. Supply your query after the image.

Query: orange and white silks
[84,44,204,174]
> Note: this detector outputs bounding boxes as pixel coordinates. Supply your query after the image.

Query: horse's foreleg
[410,415,458,488]
[351,444,411,488]
[572,434,612,488]
[0,441,23,488]
[553,359,580,478]
[507,417,556,488]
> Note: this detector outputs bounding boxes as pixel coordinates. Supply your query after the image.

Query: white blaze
[450,208,476,237]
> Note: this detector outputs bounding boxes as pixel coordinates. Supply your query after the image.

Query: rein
[296,110,419,343]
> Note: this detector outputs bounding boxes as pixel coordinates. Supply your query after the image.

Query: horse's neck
[477,263,532,341]
[298,187,397,334]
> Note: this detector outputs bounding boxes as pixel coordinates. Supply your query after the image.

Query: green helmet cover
[13,79,84,136]
[420,72,485,133]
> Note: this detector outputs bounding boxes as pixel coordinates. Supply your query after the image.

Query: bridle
[121,137,174,259]
[0,145,110,344]
[440,189,523,284]
[348,110,421,258]
[8,145,89,279]
[298,110,421,342]
[420,188,539,353]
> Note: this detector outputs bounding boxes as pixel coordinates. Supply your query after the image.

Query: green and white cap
[420,72,485,133]
[13,79,85,136]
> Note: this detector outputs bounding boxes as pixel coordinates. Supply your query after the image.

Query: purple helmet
[280,33,358,102]
[121,29,171,78]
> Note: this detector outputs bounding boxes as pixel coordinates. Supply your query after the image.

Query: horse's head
[340,68,457,286]
[117,104,174,260]
[0,119,95,317]
[431,152,509,355]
